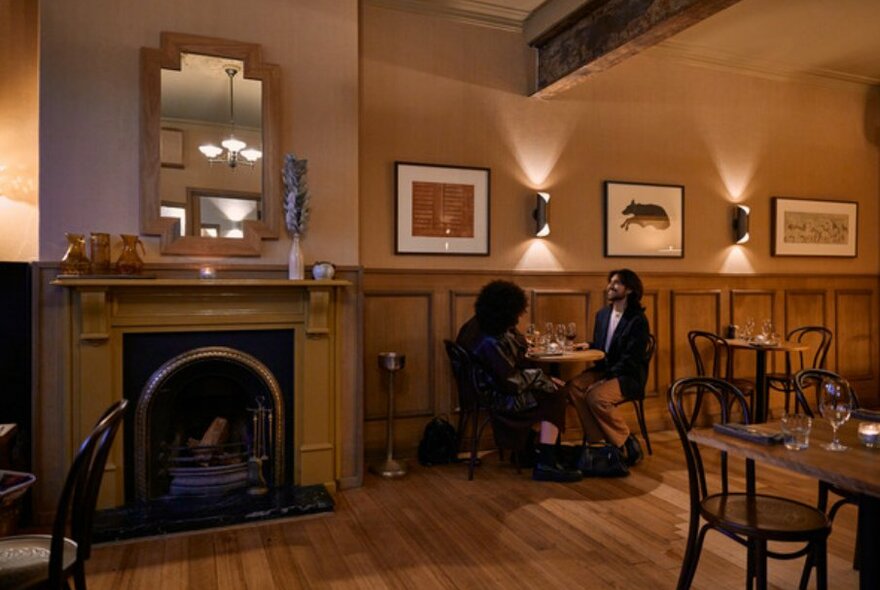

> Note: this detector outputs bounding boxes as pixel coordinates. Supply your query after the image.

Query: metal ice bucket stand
[370,352,407,478]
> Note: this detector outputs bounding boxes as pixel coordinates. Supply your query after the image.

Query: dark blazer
[590,305,650,400]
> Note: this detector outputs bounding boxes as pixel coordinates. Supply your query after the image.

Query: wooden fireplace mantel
[54,276,351,507]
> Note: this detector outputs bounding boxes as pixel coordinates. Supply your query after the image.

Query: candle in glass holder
[199,265,217,279]
[858,422,880,448]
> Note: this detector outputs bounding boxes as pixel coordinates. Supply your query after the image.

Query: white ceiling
[377,0,880,87]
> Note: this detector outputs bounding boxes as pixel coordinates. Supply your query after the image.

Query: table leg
[753,350,768,423]
[858,495,879,590]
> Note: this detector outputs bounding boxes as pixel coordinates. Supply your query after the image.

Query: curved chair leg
[634,399,652,455]
[677,518,708,590]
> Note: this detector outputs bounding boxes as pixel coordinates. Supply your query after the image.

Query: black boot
[532,443,582,482]
[621,434,643,466]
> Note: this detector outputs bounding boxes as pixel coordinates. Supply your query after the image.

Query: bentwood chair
[794,368,861,571]
[668,377,830,590]
[688,330,755,416]
[613,333,655,455]
[0,399,128,590]
[444,340,496,480]
[767,326,833,416]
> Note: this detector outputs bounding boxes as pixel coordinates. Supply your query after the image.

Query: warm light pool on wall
[198,66,262,168]
[733,204,750,244]
[533,192,550,237]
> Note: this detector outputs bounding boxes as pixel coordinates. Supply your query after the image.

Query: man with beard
[566,269,649,467]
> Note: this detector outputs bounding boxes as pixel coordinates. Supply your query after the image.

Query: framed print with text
[395,162,490,255]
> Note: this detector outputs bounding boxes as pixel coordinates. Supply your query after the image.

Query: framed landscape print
[772,197,857,257]
[395,162,490,255]
[604,181,684,257]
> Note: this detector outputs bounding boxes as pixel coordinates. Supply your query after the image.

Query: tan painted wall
[0,0,38,261]
[39,0,359,265]
[360,5,880,275]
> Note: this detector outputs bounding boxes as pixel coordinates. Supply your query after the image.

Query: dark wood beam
[530,0,743,98]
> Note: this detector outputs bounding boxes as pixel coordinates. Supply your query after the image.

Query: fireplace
[51,277,348,520]
[128,342,288,501]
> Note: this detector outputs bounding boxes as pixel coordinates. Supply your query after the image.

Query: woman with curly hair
[456,280,581,482]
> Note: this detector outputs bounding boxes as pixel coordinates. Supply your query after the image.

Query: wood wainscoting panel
[364,292,433,420]
[835,289,873,385]
[529,290,591,342]
[671,290,722,381]
[362,271,880,457]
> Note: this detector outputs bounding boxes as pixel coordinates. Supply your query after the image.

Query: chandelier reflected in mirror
[198,66,262,168]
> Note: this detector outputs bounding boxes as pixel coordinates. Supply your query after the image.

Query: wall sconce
[733,204,750,244]
[533,192,550,237]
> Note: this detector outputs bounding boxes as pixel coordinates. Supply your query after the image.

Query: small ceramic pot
[311,261,336,280]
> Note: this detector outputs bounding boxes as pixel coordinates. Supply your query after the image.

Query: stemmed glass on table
[565,322,577,351]
[819,377,853,451]
[525,324,538,351]
[554,324,567,350]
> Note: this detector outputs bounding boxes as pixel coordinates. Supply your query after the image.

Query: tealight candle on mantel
[858,422,880,449]
[199,265,217,279]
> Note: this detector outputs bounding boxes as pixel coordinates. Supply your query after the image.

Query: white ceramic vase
[288,234,304,280]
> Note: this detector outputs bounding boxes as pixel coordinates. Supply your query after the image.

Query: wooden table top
[526,349,605,364]
[688,420,880,498]
[724,338,810,352]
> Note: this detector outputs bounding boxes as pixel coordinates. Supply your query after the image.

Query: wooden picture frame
[394,162,490,255]
[771,197,857,257]
[604,181,684,257]
[160,127,184,169]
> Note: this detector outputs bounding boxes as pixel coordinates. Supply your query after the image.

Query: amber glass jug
[60,233,90,275]
[116,234,145,275]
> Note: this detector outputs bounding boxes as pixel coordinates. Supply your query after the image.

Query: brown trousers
[565,371,630,447]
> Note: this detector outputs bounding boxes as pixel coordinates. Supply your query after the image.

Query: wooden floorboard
[88,431,861,589]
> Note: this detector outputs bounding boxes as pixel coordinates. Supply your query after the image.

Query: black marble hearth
[92,485,334,543]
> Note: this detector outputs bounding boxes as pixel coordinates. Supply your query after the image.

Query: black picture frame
[394,162,490,256]
[604,180,684,258]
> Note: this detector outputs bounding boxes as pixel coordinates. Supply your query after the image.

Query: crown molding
[652,40,880,89]
[365,0,531,32]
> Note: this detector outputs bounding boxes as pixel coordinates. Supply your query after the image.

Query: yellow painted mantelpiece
[53,278,350,508]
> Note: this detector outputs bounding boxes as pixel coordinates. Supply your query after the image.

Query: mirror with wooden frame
[141,32,280,256]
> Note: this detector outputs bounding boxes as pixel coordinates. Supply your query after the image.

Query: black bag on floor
[577,443,629,477]
[417,415,458,466]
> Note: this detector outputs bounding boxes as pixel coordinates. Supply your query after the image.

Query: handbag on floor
[576,443,629,477]
[417,415,459,466]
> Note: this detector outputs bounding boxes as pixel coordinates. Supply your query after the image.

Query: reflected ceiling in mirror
[141,33,280,256]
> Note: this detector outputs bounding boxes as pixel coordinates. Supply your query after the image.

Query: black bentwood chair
[687,330,755,417]
[445,339,496,480]
[794,368,861,571]
[0,399,128,590]
[667,377,830,590]
[613,332,655,455]
[767,326,833,416]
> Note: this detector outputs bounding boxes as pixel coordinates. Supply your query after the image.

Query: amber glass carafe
[60,233,90,275]
[116,234,145,275]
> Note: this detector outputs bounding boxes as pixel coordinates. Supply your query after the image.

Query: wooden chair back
[49,398,128,587]
[667,377,751,505]
[793,368,860,414]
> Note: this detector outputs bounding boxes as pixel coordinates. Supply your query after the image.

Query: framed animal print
[604,181,684,258]
[771,197,857,257]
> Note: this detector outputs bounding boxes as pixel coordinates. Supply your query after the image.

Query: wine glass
[555,324,566,349]
[565,322,577,351]
[524,324,537,349]
[819,377,853,451]
[741,317,755,341]
[761,319,773,341]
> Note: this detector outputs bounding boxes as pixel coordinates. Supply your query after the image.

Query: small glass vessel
[60,233,90,275]
[89,232,112,274]
[116,234,146,275]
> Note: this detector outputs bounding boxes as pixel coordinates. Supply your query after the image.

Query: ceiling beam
[530,0,743,98]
